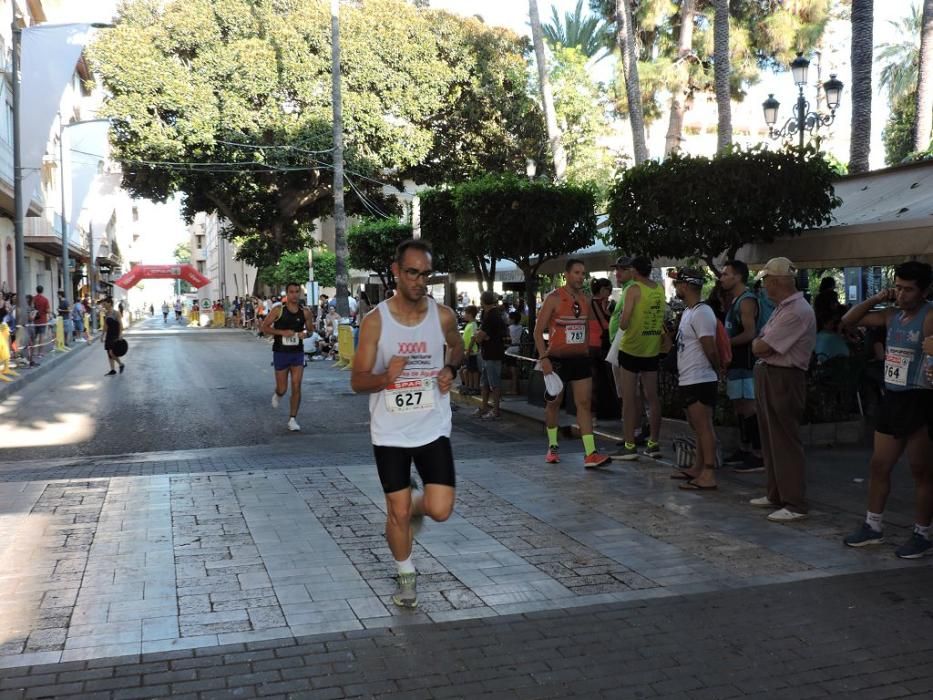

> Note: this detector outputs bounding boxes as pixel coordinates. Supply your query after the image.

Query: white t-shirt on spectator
[676,303,718,386]
[305,330,322,352]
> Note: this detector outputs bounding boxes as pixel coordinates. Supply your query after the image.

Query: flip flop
[670,471,693,480]
[679,479,718,491]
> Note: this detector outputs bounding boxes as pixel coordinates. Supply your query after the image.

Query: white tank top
[369,297,451,447]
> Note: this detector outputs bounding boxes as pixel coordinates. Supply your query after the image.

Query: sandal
[670,470,693,480]
[679,479,717,491]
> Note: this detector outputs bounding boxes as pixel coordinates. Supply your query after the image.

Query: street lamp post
[762,52,844,155]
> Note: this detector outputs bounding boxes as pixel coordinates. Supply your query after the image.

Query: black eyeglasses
[572,301,581,318]
[401,267,433,281]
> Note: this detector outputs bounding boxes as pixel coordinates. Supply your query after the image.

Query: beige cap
[755,257,798,281]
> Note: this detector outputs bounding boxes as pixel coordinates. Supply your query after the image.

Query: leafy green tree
[607,146,840,272]
[173,242,191,263]
[876,3,922,108]
[347,218,412,291]
[406,10,549,184]
[549,45,617,186]
[258,248,336,291]
[883,90,920,165]
[90,0,457,270]
[173,242,192,293]
[589,0,832,151]
[311,249,336,290]
[543,0,610,59]
[419,188,496,291]
[452,175,598,333]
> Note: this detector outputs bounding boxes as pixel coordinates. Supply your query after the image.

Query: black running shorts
[875,389,933,440]
[679,381,718,408]
[373,436,456,494]
[619,351,659,374]
[550,356,591,384]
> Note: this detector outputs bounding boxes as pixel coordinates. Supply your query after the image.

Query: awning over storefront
[737,159,933,268]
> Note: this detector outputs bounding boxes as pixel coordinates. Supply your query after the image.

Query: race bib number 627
[385,378,435,413]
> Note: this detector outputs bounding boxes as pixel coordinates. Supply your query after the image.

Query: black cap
[670,267,706,287]
[609,255,633,269]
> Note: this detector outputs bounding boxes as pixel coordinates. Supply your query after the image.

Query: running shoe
[271,392,280,409]
[392,572,418,608]
[584,452,611,469]
[545,446,560,464]
[480,410,501,420]
[749,496,777,508]
[734,454,765,473]
[119,363,125,374]
[105,370,116,376]
[641,440,662,458]
[895,532,932,559]
[843,522,884,548]
[472,407,488,418]
[612,444,639,461]
[287,417,301,432]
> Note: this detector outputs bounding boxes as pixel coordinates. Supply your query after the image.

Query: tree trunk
[331,0,350,316]
[524,267,539,341]
[848,0,874,174]
[528,0,567,180]
[714,0,732,153]
[617,0,649,164]
[915,0,933,152]
[664,0,695,158]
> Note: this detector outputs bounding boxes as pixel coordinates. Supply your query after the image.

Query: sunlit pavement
[0,325,930,698]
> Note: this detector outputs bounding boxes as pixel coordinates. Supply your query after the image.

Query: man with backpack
[670,268,722,491]
[720,260,765,473]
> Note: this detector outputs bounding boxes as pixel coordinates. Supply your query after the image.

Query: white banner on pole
[20,23,92,204]
[65,121,110,227]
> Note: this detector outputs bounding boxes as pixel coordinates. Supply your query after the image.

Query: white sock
[865,511,883,533]
[396,556,415,575]
[914,523,931,540]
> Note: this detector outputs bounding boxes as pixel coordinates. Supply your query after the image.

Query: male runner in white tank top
[351,239,464,608]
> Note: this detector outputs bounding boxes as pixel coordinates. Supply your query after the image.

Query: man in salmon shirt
[535,259,611,469]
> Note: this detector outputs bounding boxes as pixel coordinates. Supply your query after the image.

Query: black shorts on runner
[619,351,659,373]
[680,381,718,408]
[550,356,591,383]
[875,389,933,440]
[374,436,456,494]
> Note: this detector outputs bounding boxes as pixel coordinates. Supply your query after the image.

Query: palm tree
[529,0,568,180]
[663,0,696,157]
[914,0,933,151]
[876,3,921,107]
[543,0,610,59]
[617,0,649,164]
[849,0,874,174]
[714,0,732,153]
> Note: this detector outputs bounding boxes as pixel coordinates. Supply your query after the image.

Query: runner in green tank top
[613,257,666,461]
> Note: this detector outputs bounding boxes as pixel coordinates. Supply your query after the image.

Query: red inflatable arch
[113,264,211,290]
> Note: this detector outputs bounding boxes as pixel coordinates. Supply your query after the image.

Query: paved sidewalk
[0,431,926,671]
[0,567,930,698]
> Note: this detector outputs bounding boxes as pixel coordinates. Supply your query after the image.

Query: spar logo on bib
[398,341,427,354]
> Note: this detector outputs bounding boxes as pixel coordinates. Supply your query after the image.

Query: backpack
[713,316,732,369]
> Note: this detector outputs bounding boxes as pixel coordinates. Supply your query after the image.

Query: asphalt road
[0,316,379,462]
